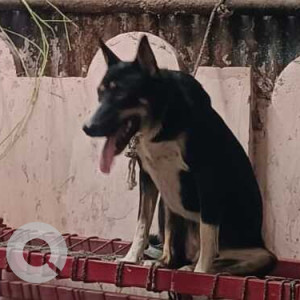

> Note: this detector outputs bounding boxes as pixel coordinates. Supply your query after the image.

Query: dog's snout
[82,122,109,137]
[82,123,97,137]
[82,104,118,137]
[82,124,90,135]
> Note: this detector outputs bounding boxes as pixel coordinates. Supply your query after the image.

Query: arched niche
[86,31,180,102]
[264,56,300,259]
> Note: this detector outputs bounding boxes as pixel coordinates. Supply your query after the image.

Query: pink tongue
[100,136,117,174]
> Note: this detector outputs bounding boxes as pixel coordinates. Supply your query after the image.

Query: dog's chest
[137,135,199,221]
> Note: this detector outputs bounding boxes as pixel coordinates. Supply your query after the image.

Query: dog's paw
[143,259,165,267]
[143,259,156,267]
[158,253,172,267]
[179,265,195,272]
[117,254,140,264]
[194,264,211,273]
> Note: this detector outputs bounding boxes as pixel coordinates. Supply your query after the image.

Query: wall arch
[86,31,180,96]
[264,56,300,258]
[83,31,181,237]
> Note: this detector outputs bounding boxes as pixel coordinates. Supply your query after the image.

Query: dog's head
[83,36,161,173]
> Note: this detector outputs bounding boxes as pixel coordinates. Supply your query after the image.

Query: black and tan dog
[83,35,276,275]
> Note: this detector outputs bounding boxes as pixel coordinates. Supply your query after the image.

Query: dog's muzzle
[82,124,101,137]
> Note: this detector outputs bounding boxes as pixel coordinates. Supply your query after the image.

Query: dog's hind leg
[209,248,277,276]
[120,168,158,263]
[194,218,219,273]
[148,201,189,268]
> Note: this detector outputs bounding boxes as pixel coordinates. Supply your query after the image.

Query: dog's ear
[136,35,158,75]
[99,39,120,67]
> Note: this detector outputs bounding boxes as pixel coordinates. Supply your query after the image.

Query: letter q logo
[6,222,67,283]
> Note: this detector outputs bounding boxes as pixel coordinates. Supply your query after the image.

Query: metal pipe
[0,0,299,14]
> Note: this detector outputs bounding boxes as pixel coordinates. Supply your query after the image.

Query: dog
[83,35,276,275]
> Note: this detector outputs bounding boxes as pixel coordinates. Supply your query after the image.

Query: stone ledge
[0,0,299,15]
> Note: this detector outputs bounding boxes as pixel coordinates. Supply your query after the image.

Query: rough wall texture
[264,58,300,259]
[1,9,300,259]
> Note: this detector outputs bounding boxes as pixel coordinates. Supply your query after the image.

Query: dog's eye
[109,81,117,89]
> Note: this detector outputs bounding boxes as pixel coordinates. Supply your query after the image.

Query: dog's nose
[83,123,103,137]
[82,124,93,136]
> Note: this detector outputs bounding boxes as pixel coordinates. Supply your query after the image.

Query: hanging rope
[125,135,139,190]
[192,0,228,76]
[126,0,229,190]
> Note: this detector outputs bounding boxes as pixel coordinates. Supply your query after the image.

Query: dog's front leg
[159,203,172,266]
[194,218,219,273]
[121,168,158,263]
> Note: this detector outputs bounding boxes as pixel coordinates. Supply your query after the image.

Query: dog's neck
[137,124,162,142]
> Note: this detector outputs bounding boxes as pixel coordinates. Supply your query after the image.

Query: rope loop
[192,0,228,76]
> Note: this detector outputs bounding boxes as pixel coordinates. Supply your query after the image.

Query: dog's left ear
[99,39,120,67]
[136,36,159,75]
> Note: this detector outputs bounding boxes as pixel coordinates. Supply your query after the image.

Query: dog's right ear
[99,39,120,67]
[136,35,159,76]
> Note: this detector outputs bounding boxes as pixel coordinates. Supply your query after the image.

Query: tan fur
[195,220,219,273]
[120,181,158,263]
[137,132,200,222]
[120,107,147,120]
[160,206,172,266]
